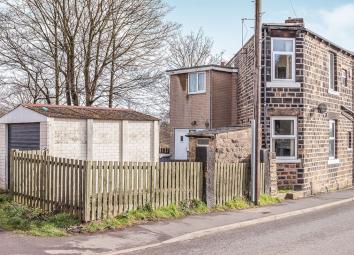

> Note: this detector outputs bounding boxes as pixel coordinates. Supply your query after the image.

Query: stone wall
[214,128,251,163]
[188,127,252,164]
[301,33,353,195]
[228,23,354,195]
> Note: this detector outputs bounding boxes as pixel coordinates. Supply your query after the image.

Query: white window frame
[328,52,338,95]
[341,69,348,87]
[271,38,296,83]
[270,116,298,163]
[328,120,336,161]
[197,138,209,147]
[188,72,206,95]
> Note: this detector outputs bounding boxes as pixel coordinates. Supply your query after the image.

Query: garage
[0,104,159,190]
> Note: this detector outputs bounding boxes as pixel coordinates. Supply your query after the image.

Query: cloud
[307,4,354,52]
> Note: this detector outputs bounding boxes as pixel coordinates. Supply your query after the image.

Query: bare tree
[0,0,178,107]
[167,28,224,69]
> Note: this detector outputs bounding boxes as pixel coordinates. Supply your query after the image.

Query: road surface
[129,201,354,255]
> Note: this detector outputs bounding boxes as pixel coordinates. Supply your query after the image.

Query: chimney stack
[285,17,304,26]
[220,61,225,67]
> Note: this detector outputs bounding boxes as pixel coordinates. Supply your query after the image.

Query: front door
[174,129,190,160]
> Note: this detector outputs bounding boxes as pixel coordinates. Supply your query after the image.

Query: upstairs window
[341,69,348,87]
[329,52,337,92]
[188,72,206,94]
[272,38,295,81]
[329,120,336,159]
[271,117,297,161]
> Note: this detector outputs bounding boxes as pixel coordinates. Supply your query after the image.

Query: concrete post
[204,147,215,208]
[86,119,94,160]
[152,121,159,162]
[121,120,129,161]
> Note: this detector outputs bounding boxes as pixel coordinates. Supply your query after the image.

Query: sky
[166,0,354,59]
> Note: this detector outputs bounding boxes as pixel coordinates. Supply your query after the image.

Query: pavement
[131,196,354,255]
[2,189,354,255]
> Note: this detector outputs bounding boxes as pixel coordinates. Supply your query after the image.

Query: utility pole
[253,0,262,205]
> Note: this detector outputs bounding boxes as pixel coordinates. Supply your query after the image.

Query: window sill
[266,81,301,88]
[328,89,339,96]
[276,159,301,164]
[188,91,206,95]
[328,159,340,165]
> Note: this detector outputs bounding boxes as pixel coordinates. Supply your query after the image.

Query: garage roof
[22,104,159,121]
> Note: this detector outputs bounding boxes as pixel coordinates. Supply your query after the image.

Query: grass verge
[0,193,80,236]
[0,193,282,237]
[259,194,283,206]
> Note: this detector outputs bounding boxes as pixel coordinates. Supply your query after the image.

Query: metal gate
[8,123,40,188]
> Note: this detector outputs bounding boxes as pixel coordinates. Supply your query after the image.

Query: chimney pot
[220,61,225,66]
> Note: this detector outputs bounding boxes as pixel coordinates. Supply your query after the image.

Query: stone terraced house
[167,18,354,196]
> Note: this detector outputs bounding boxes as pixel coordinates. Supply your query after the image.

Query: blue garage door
[8,123,40,188]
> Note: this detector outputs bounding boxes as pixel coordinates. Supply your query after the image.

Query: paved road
[129,201,354,255]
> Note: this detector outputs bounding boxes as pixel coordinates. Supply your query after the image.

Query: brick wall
[211,71,234,128]
[170,72,211,130]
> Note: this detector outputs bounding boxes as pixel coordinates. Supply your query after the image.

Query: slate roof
[22,104,159,121]
[187,126,251,138]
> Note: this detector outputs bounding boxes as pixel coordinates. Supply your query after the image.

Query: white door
[174,129,190,160]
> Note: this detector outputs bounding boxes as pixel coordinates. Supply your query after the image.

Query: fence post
[40,150,47,210]
[9,149,15,194]
[269,152,278,196]
[203,147,215,208]
[262,150,278,196]
[263,149,270,194]
[84,160,92,222]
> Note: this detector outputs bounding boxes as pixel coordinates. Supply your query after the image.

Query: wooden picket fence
[214,162,266,205]
[11,150,86,218]
[10,150,203,221]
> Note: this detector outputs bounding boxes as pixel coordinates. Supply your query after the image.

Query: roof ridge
[23,104,134,112]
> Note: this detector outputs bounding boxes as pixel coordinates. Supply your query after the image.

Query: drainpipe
[263,27,268,148]
[209,70,212,129]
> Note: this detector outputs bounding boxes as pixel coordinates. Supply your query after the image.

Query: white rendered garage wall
[126,121,159,162]
[48,118,87,160]
[91,120,121,161]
